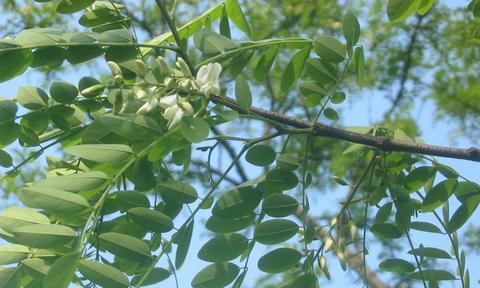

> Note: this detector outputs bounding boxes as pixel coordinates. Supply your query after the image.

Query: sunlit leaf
[198,233,248,262]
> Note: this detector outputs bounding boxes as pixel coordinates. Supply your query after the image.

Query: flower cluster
[108,57,222,130]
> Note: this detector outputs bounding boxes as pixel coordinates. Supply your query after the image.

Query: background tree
[0,0,480,287]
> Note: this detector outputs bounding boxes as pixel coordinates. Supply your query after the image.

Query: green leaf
[43,252,79,288]
[324,108,339,120]
[18,187,90,214]
[95,114,162,142]
[12,224,76,248]
[78,259,130,288]
[15,28,63,46]
[49,81,78,104]
[158,180,198,204]
[115,191,150,212]
[375,202,393,223]
[66,45,104,64]
[0,207,50,233]
[128,207,173,233]
[276,154,300,171]
[64,144,132,162]
[16,86,49,110]
[21,258,50,280]
[254,219,299,245]
[408,269,456,281]
[379,258,415,273]
[266,168,299,191]
[410,221,443,234]
[212,186,262,218]
[417,0,436,15]
[454,181,480,203]
[313,36,346,63]
[292,274,317,288]
[387,0,422,22]
[0,99,18,122]
[31,47,67,68]
[174,220,194,269]
[305,58,338,88]
[370,223,402,239]
[0,40,33,83]
[281,46,311,92]
[353,45,365,88]
[206,213,255,233]
[56,0,95,14]
[225,0,251,35]
[0,149,13,168]
[198,233,249,262]
[404,166,437,192]
[0,122,21,147]
[181,116,210,143]
[258,248,302,273]
[219,7,231,38]
[300,81,327,101]
[193,29,238,54]
[98,232,151,261]
[262,193,299,217]
[0,244,30,265]
[131,267,171,286]
[331,91,346,104]
[408,247,452,259]
[192,263,240,288]
[343,12,361,54]
[446,194,480,233]
[0,267,19,288]
[245,144,276,166]
[422,179,458,212]
[235,75,252,110]
[254,46,279,81]
[33,171,109,193]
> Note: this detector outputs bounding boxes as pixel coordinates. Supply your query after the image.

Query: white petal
[196,65,209,85]
[179,100,194,115]
[158,94,177,109]
[169,109,184,129]
[163,105,180,120]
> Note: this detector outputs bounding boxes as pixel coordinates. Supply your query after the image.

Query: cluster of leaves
[0,0,480,288]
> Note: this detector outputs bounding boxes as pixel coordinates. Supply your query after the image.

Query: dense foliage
[0,0,480,287]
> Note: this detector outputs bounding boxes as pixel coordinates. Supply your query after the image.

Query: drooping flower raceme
[196,63,222,96]
[159,94,194,129]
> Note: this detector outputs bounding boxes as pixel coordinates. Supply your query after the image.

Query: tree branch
[211,95,480,162]
[387,14,425,116]
[210,126,249,182]
[154,0,197,74]
[297,209,388,288]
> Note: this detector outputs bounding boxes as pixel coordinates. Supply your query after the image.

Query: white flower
[137,97,158,114]
[196,63,222,96]
[159,94,194,129]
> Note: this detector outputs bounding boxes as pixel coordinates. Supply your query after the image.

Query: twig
[211,95,480,162]
[154,0,197,75]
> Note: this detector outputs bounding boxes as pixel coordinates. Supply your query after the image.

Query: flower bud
[134,59,148,78]
[323,236,334,252]
[107,61,122,77]
[176,57,192,77]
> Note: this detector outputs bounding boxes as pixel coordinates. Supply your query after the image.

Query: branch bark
[211,95,480,162]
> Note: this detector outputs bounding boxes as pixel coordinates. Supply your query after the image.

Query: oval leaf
[78,259,129,288]
[258,248,302,273]
[191,262,240,288]
[63,144,133,162]
[254,219,299,245]
[198,233,249,262]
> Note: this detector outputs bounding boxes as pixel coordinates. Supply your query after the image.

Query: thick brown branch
[211,95,480,162]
